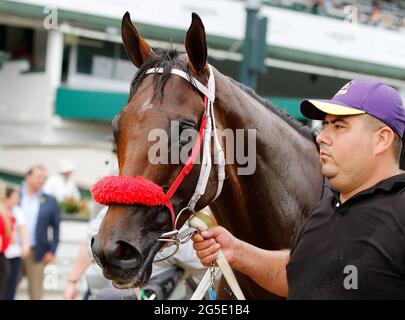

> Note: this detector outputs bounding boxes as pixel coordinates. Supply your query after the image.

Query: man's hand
[192,226,238,267]
[21,244,30,259]
[43,252,54,265]
[193,226,290,297]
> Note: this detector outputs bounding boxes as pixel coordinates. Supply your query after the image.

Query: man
[43,158,81,203]
[192,78,405,299]
[20,165,60,299]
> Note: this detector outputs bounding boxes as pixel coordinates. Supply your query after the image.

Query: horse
[91,12,323,299]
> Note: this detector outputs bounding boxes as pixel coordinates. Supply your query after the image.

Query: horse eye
[179,122,195,146]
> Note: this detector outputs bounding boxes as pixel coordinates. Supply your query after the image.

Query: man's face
[26,167,47,192]
[316,114,376,193]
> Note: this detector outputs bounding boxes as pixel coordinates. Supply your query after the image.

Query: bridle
[91,64,225,259]
[146,65,225,256]
[148,65,224,215]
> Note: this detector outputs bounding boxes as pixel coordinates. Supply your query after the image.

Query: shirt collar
[21,183,44,198]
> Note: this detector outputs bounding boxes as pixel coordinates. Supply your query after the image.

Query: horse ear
[121,12,153,68]
[185,13,207,74]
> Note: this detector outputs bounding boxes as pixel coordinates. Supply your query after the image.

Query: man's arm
[233,240,290,297]
[42,198,61,265]
[64,241,93,300]
[192,226,290,297]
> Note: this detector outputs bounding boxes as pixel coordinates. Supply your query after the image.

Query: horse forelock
[129,48,194,101]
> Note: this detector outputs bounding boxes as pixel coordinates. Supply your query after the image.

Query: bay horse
[91,12,323,299]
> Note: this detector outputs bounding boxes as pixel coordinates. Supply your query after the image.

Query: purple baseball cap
[300,78,405,137]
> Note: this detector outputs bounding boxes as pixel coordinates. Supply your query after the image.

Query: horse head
[91,12,222,288]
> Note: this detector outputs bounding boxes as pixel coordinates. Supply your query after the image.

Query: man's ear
[374,127,395,156]
[121,12,153,68]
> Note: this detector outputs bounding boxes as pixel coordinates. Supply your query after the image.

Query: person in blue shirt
[19,165,60,300]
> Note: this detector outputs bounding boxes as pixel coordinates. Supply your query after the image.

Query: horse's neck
[210,71,323,250]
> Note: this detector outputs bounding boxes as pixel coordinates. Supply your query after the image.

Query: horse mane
[130,49,313,141]
[229,78,313,141]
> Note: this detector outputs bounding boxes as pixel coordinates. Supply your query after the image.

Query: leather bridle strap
[145,66,225,215]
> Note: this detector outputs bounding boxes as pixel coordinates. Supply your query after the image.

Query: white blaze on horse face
[137,100,154,115]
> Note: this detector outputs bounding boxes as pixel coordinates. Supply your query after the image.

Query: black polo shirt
[286,173,405,299]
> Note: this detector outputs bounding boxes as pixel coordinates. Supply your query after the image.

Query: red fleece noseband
[91,176,175,225]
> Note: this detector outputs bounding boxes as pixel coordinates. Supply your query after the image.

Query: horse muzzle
[91,234,157,288]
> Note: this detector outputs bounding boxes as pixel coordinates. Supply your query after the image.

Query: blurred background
[0,0,404,299]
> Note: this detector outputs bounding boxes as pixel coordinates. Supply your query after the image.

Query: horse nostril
[109,241,142,269]
[91,235,105,266]
[114,241,137,260]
